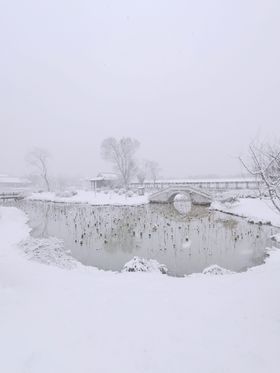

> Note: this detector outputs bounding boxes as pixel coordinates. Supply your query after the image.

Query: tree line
[25,138,280,216]
[26,137,160,191]
[100,137,160,187]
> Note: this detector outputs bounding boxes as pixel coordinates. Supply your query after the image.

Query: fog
[0,0,279,179]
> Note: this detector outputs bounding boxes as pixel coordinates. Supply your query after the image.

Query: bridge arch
[167,191,192,203]
[149,186,212,205]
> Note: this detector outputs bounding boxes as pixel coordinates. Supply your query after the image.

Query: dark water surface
[2,199,280,276]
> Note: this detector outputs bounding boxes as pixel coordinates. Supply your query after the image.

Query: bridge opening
[149,186,212,205]
[168,192,191,203]
[173,194,192,215]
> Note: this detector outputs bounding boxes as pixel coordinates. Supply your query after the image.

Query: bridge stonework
[132,179,262,192]
[149,186,212,205]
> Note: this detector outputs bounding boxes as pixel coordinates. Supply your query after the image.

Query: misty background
[0,0,279,179]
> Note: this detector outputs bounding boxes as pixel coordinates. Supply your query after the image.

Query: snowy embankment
[1,207,280,373]
[211,197,280,227]
[27,190,149,206]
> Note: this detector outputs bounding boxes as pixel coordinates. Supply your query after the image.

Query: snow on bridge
[149,185,212,205]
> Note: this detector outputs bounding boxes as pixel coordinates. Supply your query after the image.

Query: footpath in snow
[211,197,280,227]
[1,206,280,373]
[27,190,149,206]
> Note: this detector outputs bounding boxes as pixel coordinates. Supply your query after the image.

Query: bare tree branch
[240,142,280,213]
[26,148,51,191]
[101,137,139,187]
[146,160,161,185]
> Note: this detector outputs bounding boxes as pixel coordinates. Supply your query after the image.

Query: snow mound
[55,190,77,198]
[202,264,234,275]
[122,256,168,274]
[19,237,78,269]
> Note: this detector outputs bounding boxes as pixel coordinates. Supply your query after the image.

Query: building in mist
[87,172,119,190]
[0,174,31,192]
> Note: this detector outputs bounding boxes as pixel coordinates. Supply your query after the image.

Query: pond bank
[4,199,278,276]
[27,190,149,206]
[211,197,280,227]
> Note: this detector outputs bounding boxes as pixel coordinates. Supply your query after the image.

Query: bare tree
[101,137,140,187]
[240,142,280,213]
[26,148,51,191]
[136,170,146,184]
[136,160,148,184]
[146,160,161,185]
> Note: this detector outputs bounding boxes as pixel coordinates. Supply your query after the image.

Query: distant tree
[26,147,51,191]
[146,160,161,185]
[240,142,280,213]
[101,137,140,187]
[136,160,148,184]
[136,170,146,184]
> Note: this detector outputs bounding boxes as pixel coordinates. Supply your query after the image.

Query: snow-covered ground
[27,190,149,206]
[1,206,280,373]
[211,197,280,227]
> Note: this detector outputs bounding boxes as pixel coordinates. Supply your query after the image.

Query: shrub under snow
[55,191,77,198]
[122,256,168,274]
[202,264,234,275]
[19,237,77,269]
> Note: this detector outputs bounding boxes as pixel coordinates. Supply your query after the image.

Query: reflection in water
[173,200,192,216]
[2,199,280,277]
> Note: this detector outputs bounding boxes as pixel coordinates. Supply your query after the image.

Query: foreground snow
[27,190,149,206]
[1,207,280,373]
[211,197,280,227]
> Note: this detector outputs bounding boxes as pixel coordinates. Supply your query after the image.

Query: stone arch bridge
[149,186,212,206]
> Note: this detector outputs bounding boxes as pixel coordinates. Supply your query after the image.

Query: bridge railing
[0,192,25,200]
[130,180,263,191]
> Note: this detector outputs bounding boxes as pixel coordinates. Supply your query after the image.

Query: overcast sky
[0,0,279,179]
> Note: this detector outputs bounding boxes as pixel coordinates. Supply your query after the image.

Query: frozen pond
[3,198,280,276]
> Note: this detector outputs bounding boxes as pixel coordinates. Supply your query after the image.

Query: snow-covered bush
[19,237,77,269]
[223,198,240,209]
[122,256,168,274]
[202,264,234,275]
[55,190,77,198]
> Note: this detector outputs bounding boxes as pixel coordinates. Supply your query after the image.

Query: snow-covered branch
[240,142,280,213]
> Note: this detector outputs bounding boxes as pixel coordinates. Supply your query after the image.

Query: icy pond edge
[210,197,280,228]
[1,205,279,279]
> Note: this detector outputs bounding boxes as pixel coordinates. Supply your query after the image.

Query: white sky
[0,0,279,178]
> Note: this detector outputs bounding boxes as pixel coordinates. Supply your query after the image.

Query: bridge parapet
[132,179,262,192]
